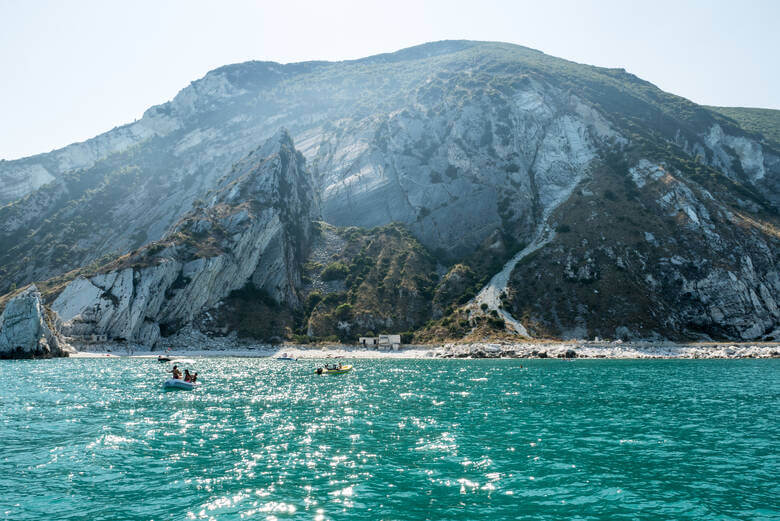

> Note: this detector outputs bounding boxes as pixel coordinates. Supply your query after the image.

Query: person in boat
[337,362,343,369]
[170,365,182,379]
[184,369,192,382]
[191,372,198,383]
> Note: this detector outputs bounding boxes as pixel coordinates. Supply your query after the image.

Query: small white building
[379,334,402,351]
[358,334,402,351]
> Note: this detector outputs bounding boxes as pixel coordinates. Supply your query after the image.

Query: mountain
[0,40,777,347]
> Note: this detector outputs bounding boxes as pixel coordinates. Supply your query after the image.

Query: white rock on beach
[0,285,69,358]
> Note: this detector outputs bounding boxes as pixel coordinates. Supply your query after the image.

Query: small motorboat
[162,378,198,390]
[276,352,297,361]
[314,365,353,375]
[157,355,171,362]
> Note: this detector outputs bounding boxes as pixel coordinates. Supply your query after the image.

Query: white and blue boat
[162,378,198,390]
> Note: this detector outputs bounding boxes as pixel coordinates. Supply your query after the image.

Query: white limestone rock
[0,285,67,358]
[629,160,665,189]
[0,164,55,202]
[704,124,766,182]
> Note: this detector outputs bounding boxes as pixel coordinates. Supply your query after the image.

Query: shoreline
[67,340,780,360]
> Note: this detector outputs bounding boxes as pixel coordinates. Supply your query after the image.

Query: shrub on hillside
[335,302,353,320]
[321,262,349,281]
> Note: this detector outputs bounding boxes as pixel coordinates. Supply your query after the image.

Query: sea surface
[1,358,777,521]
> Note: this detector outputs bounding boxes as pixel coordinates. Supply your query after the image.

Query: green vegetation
[320,262,349,281]
[297,217,530,343]
[500,147,780,341]
[303,223,439,342]
[706,106,780,148]
[432,264,478,311]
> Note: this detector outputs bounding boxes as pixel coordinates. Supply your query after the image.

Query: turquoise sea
[1,358,777,520]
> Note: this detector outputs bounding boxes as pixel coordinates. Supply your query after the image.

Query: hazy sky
[1,0,777,160]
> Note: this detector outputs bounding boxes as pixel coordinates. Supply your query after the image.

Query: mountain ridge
[2,40,772,186]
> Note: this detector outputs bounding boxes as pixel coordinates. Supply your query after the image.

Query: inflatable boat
[162,378,197,390]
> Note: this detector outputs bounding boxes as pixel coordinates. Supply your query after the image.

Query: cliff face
[48,131,318,346]
[0,41,778,343]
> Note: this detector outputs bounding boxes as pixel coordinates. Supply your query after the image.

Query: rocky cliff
[0,285,68,358]
[48,131,318,346]
[0,41,778,343]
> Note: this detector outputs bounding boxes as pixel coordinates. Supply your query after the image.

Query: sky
[0,0,778,160]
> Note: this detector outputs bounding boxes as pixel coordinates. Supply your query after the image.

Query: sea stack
[0,285,69,359]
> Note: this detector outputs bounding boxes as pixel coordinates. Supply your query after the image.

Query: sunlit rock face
[314,82,614,257]
[0,285,67,359]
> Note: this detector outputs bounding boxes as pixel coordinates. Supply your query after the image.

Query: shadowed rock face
[49,131,318,347]
[0,285,67,359]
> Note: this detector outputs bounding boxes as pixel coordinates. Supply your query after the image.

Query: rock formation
[50,130,317,346]
[0,285,68,358]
